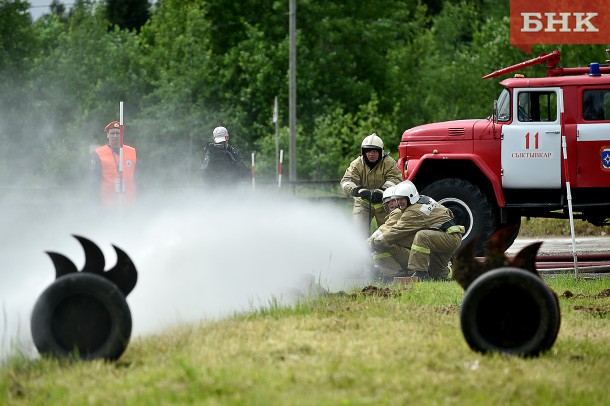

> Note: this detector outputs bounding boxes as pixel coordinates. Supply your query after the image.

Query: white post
[289,0,297,183]
[278,149,284,189]
[251,152,256,191]
[119,101,124,188]
[562,135,579,276]
[273,96,279,179]
[118,101,125,212]
[559,89,578,276]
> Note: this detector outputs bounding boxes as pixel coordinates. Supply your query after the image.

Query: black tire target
[460,267,560,357]
[31,272,132,361]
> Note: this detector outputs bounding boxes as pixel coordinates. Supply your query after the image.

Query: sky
[27,0,60,20]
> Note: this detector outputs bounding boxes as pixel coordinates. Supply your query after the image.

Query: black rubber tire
[31,272,132,361]
[421,178,496,255]
[460,267,561,357]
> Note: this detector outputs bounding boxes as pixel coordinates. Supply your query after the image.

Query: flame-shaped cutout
[453,227,543,291]
[45,235,138,296]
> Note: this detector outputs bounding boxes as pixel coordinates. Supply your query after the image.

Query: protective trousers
[409,230,463,280]
[371,244,411,278]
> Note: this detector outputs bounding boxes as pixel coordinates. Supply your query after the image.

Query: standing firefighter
[368,180,465,281]
[90,121,137,208]
[340,133,402,237]
[201,126,249,187]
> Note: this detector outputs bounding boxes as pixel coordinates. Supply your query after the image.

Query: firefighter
[200,126,249,187]
[340,133,402,237]
[368,180,465,281]
[367,183,412,281]
[90,121,137,208]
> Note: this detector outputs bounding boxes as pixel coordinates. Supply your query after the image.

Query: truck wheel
[460,267,561,357]
[30,272,132,361]
[421,178,495,255]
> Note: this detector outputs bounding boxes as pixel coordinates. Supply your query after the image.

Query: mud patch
[561,290,578,298]
[328,285,407,298]
[596,288,610,298]
[560,289,610,299]
[572,305,610,318]
[436,304,460,315]
[355,285,399,298]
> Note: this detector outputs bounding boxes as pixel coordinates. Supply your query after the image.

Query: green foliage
[105,0,151,32]
[0,0,34,73]
[253,94,399,180]
[296,0,412,127]
[519,217,610,237]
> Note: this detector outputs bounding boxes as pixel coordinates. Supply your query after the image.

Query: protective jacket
[383,196,462,246]
[340,153,402,233]
[201,142,249,186]
[91,145,137,208]
[374,206,403,234]
[340,153,402,198]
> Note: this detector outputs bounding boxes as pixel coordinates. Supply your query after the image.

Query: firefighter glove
[351,186,364,197]
[371,189,383,203]
[357,188,372,201]
[369,229,386,248]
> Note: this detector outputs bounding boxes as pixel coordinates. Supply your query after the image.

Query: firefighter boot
[412,270,431,281]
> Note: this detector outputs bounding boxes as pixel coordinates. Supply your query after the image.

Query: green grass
[519,217,610,237]
[2,275,610,405]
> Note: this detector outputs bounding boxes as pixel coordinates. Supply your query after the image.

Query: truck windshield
[496,89,510,122]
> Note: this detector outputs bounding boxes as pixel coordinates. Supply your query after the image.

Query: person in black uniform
[200,126,250,187]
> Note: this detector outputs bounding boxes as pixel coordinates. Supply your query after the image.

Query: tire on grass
[31,272,132,361]
[459,267,560,357]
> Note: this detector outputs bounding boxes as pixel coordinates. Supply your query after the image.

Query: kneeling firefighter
[368,180,465,281]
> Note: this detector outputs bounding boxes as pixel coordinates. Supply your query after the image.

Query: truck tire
[31,272,132,361]
[459,267,561,357]
[421,178,495,255]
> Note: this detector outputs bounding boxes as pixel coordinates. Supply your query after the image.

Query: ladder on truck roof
[483,49,610,79]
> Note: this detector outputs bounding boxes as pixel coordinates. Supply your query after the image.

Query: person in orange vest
[89,121,137,208]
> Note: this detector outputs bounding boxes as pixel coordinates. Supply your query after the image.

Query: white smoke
[0,188,370,361]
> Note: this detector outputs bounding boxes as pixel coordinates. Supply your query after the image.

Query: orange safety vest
[94,145,137,208]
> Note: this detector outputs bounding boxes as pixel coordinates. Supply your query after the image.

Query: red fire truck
[398,50,610,253]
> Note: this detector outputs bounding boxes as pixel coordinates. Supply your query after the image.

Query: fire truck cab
[398,50,610,253]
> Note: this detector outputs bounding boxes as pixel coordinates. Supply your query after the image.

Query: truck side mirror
[492,100,498,124]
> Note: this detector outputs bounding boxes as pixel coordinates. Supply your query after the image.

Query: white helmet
[361,133,383,154]
[213,126,229,143]
[382,185,397,204]
[394,180,419,204]
[382,185,398,212]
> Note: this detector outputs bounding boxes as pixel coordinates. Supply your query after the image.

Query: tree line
[0,0,607,187]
